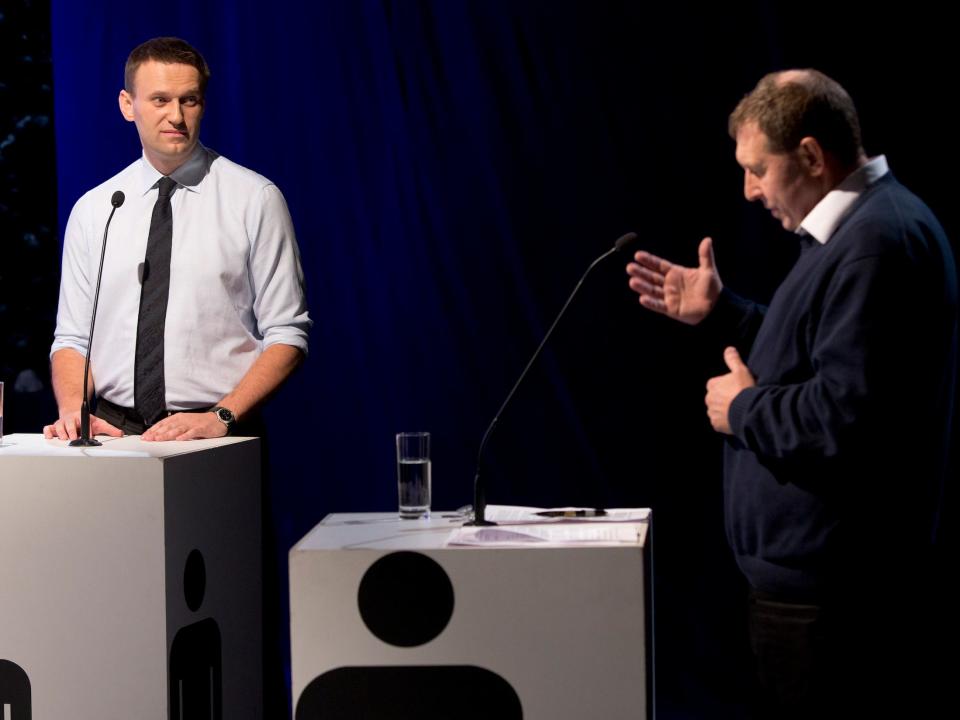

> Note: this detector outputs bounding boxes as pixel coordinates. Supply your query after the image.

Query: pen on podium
[534,509,608,518]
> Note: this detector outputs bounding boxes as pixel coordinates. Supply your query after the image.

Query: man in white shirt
[45,37,310,441]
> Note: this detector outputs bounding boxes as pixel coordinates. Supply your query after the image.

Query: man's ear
[118,89,135,122]
[797,136,826,177]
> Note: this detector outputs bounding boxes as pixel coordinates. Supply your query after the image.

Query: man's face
[119,61,204,174]
[735,121,821,232]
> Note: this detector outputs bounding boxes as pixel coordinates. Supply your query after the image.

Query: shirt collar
[135,143,214,196]
[797,155,889,244]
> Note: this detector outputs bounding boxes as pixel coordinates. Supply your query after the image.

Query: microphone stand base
[68,437,103,447]
[463,519,497,527]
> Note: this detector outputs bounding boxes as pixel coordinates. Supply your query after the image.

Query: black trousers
[747,584,942,719]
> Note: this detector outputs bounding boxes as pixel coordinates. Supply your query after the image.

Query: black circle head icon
[357,551,454,647]
[183,549,206,612]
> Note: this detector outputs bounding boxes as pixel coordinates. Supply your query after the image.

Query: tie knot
[157,176,177,198]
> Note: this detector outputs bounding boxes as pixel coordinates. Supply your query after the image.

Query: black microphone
[70,190,125,446]
[465,231,639,526]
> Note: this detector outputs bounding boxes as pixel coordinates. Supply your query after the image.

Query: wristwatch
[211,406,236,435]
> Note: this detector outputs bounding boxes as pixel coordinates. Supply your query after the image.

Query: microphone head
[614,232,639,252]
[111,191,125,208]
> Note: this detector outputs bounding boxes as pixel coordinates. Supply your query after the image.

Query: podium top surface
[0,432,257,459]
[293,511,650,552]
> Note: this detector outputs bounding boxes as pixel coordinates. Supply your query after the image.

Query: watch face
[215,407,234,424]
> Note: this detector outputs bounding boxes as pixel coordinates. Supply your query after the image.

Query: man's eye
[153,98,168,105]
[182,97,199,107]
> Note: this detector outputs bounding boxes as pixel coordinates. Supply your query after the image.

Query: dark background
[3,1,956,716]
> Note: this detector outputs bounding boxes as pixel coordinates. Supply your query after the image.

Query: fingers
[141,417,176,441]
[627,271,669,314]
[723,346,745,371]
[175,426,208,441]
[43,420,73,441]
[627,259,668,307]
[43,418,69,440]
[638,295,668,314]
[630,250,672,276]
[698,236,716,271]
[141,412,226,442]
[90,416,123,438]
[629,263,668,286]
[703,375,732,435]
[627,271,665,299]
[141,413,192,441]
[46,415,79,441]
[44,413,122,441]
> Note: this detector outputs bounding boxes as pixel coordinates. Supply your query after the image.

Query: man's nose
[743,172,762,202]
[168,102,185,126]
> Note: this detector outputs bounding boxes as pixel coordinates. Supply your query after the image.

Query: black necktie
[135,176,177,426]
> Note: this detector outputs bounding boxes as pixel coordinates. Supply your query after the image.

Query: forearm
[727,380,858,462]
[51,347,92,414]
[217,343,304,420]
[727,255,895,461]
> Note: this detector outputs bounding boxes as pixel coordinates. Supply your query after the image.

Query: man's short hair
[729,69,864,167]
[124,37,210,97]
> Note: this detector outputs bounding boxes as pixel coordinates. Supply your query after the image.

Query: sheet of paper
[447,521,642,547]
[482,504,650,524]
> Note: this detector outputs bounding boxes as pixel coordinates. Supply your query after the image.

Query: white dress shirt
[798,155,890,244]
[52,145,311,410]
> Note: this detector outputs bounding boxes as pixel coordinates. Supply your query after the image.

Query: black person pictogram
[295,551,522,719]
[0,659,32,720]
[168,549,222,720]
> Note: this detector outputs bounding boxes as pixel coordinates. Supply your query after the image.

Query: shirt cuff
[49,339,88,361]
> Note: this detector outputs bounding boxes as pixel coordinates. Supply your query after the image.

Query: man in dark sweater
[627,69,957,717]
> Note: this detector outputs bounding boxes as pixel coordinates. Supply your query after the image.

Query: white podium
[290,512,652,720]
[0,433,262,720]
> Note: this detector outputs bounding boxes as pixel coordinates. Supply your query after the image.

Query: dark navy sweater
[710,174,957,596]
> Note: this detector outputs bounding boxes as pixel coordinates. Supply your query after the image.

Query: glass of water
[396,432,431,519]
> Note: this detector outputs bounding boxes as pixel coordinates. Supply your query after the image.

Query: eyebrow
[148,89,202,99]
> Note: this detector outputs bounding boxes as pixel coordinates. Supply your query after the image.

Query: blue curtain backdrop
[50,1,957,715]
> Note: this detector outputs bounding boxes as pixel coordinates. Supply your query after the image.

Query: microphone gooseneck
[70,191,125,447]
[465,231,638,526]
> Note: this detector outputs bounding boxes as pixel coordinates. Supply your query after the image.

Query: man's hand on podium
[43,410,123,442]
[141,411,229,441]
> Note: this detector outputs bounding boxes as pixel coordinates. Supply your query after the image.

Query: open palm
[626,237,722,325]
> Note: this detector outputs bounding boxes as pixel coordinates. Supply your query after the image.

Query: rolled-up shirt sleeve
[51,197,96,359]
[246,183,311,354]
